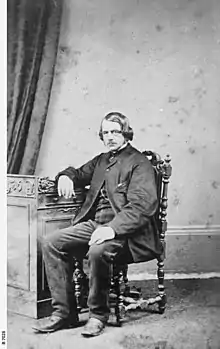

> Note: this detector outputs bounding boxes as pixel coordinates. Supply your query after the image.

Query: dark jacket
[57,144,163,262]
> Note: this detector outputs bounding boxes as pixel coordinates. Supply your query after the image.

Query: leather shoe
[32,314,79,333]
[81,317,105,337]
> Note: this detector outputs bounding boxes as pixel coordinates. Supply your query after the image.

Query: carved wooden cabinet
[7,174,85,318]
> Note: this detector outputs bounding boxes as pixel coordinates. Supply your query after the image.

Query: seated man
[33,112,163,337]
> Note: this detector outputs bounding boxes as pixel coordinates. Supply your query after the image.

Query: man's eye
[102,130,122,135]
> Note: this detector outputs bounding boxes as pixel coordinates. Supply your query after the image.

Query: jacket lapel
[106,143,133,168]
[106,156,117,169]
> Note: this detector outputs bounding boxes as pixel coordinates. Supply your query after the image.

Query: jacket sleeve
[55,154,101,188]
[108,158,158,236]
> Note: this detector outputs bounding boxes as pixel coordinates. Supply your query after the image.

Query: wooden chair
[72,151,172,325]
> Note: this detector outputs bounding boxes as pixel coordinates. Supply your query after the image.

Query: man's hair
[99,112,134,141]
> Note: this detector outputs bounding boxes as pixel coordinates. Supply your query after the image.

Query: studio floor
[7,278,220,349]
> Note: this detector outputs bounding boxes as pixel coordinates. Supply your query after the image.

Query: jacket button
[106,169,109,172]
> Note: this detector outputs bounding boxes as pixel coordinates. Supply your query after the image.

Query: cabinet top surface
[7,175,86,209]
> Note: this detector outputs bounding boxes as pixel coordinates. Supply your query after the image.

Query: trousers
[42,219,129,322]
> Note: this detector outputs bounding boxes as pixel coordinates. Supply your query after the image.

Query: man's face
[101,120,126,152]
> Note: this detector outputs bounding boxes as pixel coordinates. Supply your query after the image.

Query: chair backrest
[142,151,172,257]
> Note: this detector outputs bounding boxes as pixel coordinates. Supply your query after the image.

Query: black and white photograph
[5,0,220,348]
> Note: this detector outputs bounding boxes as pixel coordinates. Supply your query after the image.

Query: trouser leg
[42,220,97,318]
[87,237,127,323]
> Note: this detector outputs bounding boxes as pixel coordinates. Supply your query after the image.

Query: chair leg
[122,264,130,296]
[114,276,121,326]
[157,259,166,314]
[114,269,124,326]
[73,259,85,313]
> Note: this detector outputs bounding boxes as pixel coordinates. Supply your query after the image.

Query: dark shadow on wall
[7,0,63,174]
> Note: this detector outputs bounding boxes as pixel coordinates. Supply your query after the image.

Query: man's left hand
[89,226,115,245]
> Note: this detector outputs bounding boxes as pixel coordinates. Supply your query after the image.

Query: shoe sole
[32,327,56,333]
[81,328,105,337]
[32,321,79,333]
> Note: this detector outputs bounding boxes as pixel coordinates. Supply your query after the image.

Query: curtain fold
[7,0,62,174]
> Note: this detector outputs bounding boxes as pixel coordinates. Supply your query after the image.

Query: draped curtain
[7,0,62,174]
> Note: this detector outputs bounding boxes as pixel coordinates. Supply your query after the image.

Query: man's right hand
[57,175,75,199]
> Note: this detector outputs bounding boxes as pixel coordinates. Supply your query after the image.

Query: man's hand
[89,226,115,245]
[58,175,75,199]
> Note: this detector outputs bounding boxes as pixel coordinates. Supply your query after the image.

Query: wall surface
[36,0,220,274]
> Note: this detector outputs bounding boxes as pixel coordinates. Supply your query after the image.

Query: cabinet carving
[7,175,85,318]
